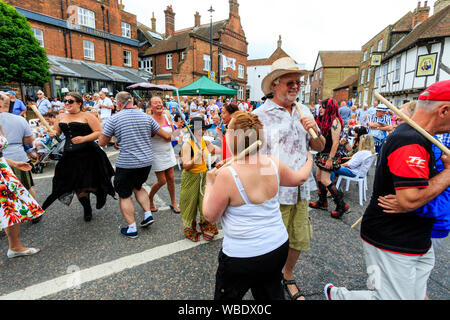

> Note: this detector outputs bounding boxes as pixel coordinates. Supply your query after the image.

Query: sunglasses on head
[63,99,76,104]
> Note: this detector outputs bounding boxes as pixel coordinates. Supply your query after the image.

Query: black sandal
[282,278,304,300]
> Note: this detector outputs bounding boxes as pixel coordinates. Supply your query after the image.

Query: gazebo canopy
[175,76,237,96]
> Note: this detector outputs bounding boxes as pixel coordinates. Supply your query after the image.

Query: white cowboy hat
[261,57,307,96]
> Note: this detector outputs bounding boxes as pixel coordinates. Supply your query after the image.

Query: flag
[222,55,236,71]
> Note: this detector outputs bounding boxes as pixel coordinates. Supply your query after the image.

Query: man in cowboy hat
[254,57,326,300]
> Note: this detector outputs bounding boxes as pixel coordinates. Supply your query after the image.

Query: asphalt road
[0,147,448,301]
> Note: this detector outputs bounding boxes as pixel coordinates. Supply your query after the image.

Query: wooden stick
[216,140,262,173]
[374,92,450,156]
[295,102,318,139]
[352,217,363,229]
[30,104,58,137]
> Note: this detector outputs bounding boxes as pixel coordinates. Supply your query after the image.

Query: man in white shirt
[190,97,200,119]
[98,91,114,125]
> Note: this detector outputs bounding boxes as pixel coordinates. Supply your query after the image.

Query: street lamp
[208,5,215,80]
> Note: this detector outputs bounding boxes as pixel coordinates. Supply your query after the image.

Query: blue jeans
[335,167,357,178]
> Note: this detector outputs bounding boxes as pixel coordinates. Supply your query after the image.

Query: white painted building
[374,4,450,105]
[247,36,305,102]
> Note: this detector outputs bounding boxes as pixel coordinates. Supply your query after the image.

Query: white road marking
[0,230,224,300]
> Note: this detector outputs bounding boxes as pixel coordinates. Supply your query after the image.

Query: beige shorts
[280,200,313,252]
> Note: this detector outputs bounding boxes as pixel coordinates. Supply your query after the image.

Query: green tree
[0,1,50,87]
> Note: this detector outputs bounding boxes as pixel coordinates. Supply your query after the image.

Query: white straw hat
[261,57,307,95]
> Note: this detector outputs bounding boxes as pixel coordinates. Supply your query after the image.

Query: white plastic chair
[336,154,377,206]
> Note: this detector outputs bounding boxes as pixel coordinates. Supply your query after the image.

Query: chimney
[151,12,156,32]
[164,5,175,38]
[118,0,124,10]
[229,0,239,18]
[412,1,430,28]
[194,12,201,27]
[277,35,282,49]
[434,0,450,14]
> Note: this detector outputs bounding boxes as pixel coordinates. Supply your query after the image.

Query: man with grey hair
[325,80,450,300]
[36,90,52,114]
[99,92,172,239]
[254,57,326,300]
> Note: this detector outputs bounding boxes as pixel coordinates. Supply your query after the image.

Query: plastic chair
[336,154,377,206]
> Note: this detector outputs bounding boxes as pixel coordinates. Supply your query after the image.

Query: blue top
[414,133,450,239]
[12,99,26,115]
[102,108,161,169]
[339,106,352,125]
[37,98,52,114]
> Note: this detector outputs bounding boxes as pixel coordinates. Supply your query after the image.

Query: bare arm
[278,153,314,187]
[203,168,232,223]
[71,114,101,144]
[301,116,325,152]
[206,140,221,155]
[155,128,171,142]
[98,134,110,147]
[329,120,341,159]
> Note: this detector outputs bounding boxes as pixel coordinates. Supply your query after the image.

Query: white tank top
[220,158,289,258]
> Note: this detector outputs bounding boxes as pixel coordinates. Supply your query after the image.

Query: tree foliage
[0,1,50,86]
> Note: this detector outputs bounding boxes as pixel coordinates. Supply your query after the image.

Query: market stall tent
[175,76,237,96]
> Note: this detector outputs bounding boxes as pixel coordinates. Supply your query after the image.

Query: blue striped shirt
[103,109,161,169]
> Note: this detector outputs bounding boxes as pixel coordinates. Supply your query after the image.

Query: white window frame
[378,39,383,52]
[123,50,132,67]
[121,22,131,38]
[382,64,388,86]
[363,51,367,61]
[374,67,380,88]
[238,86,244,100]
[83,40,95,60]
[238,64,245,79]
[394,56,401,82]
[32,28,44,47]
[139,57,153,73]
[367,67,371,83]
[166,54,173,70]
[360,68,366,85]
[78,7,95,29]
[203,54,211,71]
[181,51,186,60]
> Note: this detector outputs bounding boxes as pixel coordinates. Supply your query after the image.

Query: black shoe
[31,216,42,224]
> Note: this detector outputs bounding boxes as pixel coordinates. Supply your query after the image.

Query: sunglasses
[280,80,301,87]
[63,99,76,104]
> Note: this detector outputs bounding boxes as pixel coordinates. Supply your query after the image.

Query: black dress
[43,122,115,210]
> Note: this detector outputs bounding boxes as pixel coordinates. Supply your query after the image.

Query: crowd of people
[0,56,449,301]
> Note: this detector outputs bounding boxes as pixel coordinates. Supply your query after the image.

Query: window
[83,40,95,60]
[123,50,132,67]
[121,22,131,38]
[360,68,366,85]
[382,64,388,86]
[238,86,244,100]
[78,7,95,29]
[238,64,245,79]
[139,57,152,73]
[367,67,371,83]
[378,39,383,52]
[181,51,186,60]
[370,45,374,55]
[394,56,401,82]
[319,71,322,80]
[374,67,381,88]
[166,54,173,70]
[32,28,44,47]
[203,54,211,71]
[363,51,367,61]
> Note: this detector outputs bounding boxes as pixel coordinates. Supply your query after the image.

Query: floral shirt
[253,99,314,205]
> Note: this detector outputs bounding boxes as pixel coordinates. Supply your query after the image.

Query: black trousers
[214,240,289,301]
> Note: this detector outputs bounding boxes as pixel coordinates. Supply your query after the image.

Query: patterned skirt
[0,158,44,230]
[179,170,218,242]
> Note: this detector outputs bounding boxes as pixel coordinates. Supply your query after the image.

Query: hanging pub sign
[416,53,438,77]
[371,54,382,66]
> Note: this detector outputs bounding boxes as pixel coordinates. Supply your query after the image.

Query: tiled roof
[392,11,414,32]
[384,6,450,60]
[334,73,359,91]
[248,47,292,66]
[319,51,361,67]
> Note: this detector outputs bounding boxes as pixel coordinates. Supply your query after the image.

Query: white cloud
[122,0,437,69]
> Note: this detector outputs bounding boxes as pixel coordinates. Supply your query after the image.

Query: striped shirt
[367,113,391,140]
[103,108,161,169]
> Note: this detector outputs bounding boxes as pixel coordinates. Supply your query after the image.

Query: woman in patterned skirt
[179,117,221,242]
[0,134,44,258]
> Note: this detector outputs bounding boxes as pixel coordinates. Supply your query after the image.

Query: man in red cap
[324,80,450,300]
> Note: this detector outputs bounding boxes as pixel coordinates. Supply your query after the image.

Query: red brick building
[137,0,248,99]
[4,0,151,100]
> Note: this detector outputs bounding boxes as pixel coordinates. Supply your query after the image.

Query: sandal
[150,206,158,213]
[169,205,181,214]
[282,278,305,300]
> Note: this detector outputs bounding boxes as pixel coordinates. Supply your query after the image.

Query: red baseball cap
[418,80,450,101]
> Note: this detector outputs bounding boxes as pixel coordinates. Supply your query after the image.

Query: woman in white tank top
[203,112,314,301]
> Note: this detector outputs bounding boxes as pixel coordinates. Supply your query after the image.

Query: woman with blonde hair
[333,134,376,179]
[203,111,314,300]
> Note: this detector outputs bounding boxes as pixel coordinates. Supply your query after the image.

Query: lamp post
[208,5,215,81]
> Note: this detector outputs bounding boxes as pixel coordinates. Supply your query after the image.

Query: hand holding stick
[374,92,450,156]
[30,104,61,142]
[216,140,262,174]
[295,102,318,139]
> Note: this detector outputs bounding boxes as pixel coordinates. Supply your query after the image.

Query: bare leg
[134,187,151,214]
[119,197,136,225]
[148,171,167,209]
[28,187,38,202]
[5,224,31,252]
[283,248,305,300]
[165,168,179,209]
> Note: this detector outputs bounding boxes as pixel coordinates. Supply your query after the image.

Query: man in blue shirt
[7,91,26,117]
[338,101,352,126]
[167,98,179,116]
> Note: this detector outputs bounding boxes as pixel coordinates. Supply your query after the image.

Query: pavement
[0,147,448,301]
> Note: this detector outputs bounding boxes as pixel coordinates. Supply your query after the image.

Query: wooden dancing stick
[374,92,450,156]
[216,140,262,173]
[352,217,363,229]
[294,102,318,139]
[30,104,58,137]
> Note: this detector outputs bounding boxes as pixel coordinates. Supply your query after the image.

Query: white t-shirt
[99,97,113,119]
[346,150,374,177]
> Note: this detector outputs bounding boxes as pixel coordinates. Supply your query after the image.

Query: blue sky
[122,0,438,69]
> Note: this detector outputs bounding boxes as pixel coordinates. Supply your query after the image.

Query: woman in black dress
[42,93,115,222]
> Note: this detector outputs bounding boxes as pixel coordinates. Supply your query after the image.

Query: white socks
[144,211,153,220]
[127,223,137,233]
